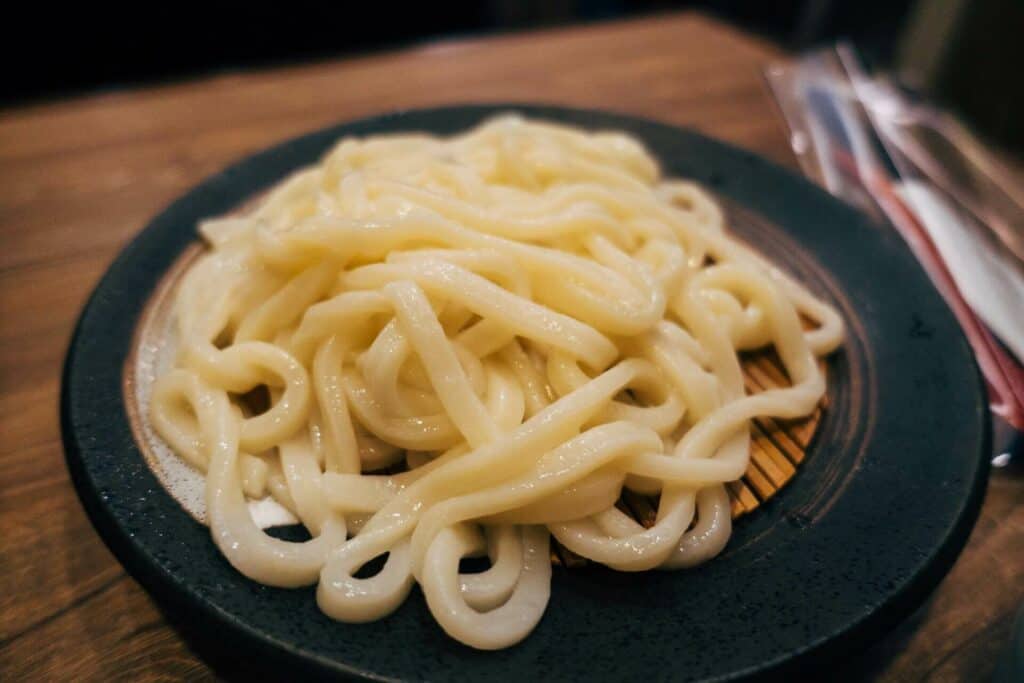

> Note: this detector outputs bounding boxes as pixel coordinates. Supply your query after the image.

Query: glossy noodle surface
[150,116,843,649]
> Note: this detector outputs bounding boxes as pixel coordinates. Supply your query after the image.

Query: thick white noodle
[151,115,843,649]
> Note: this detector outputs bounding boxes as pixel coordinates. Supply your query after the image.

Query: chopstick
[864,162,1024,429]
[819,72,1024,430]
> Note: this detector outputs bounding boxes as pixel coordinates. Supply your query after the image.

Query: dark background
[5,0,1020,156]
[6,1,914,103]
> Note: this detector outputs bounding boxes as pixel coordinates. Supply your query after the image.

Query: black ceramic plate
[62,105,990,682]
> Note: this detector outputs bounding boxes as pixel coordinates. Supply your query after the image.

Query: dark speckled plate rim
[61,104,990,682]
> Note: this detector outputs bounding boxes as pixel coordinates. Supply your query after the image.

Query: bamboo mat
[551,350,828,567]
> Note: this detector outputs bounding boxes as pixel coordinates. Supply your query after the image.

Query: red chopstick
[861,164,1024,429]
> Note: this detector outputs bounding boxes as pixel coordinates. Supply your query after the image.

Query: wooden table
[1,12,1020,681]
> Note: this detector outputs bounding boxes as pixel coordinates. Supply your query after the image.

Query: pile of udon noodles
[151,115,843,650]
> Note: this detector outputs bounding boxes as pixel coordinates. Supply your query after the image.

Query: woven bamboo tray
[551,350,828,567]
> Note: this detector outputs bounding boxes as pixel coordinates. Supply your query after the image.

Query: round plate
[62,105,990,681]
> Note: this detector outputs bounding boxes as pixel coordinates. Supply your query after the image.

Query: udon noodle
[150,115,843,649]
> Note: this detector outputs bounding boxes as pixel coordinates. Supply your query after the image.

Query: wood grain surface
[1,12,1021,682]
